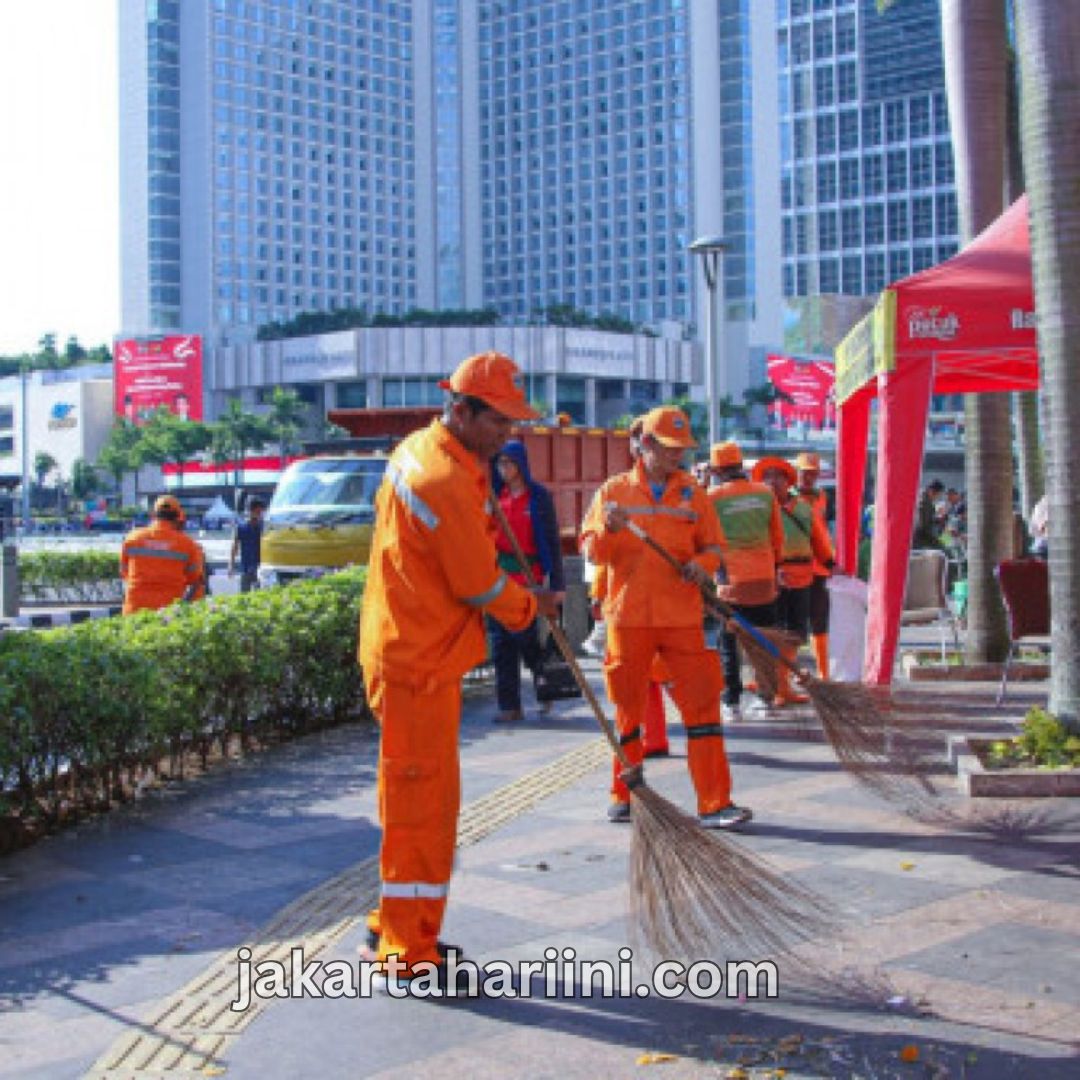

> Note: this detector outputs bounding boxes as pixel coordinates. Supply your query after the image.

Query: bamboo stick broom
[489,497,834,961]
[622,519,937,804]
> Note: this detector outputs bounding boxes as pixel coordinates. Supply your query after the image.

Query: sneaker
[699,804,753,830]
[607,801,631,823]
[721,703,742,723]
[581,621,607,658]
[493,708,523,723]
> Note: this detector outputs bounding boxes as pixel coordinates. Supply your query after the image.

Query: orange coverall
[358,419,537,974]
[581,462,731,813]
[591,564,670,753]
[120,520,205,614]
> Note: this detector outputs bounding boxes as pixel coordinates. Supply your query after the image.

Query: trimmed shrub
[18,550,124,603]
[0,568,367,845]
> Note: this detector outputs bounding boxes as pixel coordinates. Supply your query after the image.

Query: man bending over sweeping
[358,351,560,995]
[580,405,753,830]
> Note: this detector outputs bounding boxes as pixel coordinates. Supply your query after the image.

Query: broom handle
[621,517,806,682]
[489,498,630,766]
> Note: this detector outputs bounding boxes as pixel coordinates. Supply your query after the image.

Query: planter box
[902,652,1049,683]
[949,735,1080,797]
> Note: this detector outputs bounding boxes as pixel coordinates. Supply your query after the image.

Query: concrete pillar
[1,544,18,618]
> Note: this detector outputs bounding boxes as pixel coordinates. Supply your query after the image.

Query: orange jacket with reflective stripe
[797,487,832,577]
[120,521,205,614]
[580,462,723,628]
[359,419,537,690]
[708,478,783,606]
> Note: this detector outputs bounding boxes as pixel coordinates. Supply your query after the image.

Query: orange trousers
[605,624,731,815]
[364,674,461,973]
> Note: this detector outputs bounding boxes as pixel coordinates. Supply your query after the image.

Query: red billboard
[113,335,203,425]
[767,354,836,431]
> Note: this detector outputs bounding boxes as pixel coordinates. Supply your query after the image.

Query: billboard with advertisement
[113,335,203,425]
[766,354,836,431]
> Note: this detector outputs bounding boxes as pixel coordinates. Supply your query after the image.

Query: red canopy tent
[834,195,1039,684]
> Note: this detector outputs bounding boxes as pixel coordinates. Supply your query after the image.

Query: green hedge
[18,550,124,603]
[0,568,367,841]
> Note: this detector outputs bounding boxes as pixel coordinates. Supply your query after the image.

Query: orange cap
[639,406,697,449]
[794,451,821,472]
[751,456,797,486]
[438,351,539,420]
[153,494,185,522]
[710,441,742,469]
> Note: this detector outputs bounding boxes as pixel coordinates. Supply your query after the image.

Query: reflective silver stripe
[381,881,449,899]
[703,545,724,556]
[464,572,508,607]
[387,463,439,529]
[126,547,191,562]
[623,505,697,521]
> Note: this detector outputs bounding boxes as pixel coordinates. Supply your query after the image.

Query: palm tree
[937,0,1014,664]
[265,386,309,467]
[70,458,99,502]
[33,451,57,490]
[211,398,272,506]
[1016,1,1080,728]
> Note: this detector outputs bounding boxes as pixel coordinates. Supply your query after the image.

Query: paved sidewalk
[1,663,1078,1079]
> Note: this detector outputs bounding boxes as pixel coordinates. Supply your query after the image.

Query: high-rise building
[776,0,958,304]
[119,0,781,401]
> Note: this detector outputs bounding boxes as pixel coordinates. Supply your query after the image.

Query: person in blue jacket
[489,439,566,721]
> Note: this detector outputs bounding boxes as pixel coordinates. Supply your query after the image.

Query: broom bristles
[627,783,835,962]
[804,679,940,805]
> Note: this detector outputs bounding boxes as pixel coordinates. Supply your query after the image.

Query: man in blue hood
[490,439,566,721]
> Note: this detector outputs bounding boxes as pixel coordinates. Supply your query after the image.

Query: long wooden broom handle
[620,515,806,682]
[489,497,630,767]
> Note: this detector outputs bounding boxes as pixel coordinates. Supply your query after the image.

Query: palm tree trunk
[1016,1,1080,729]
[941,0,1013,663]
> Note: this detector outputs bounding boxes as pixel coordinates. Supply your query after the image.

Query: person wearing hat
[119,495,205,615]
[581,406,752,830]
[794,452,832,679]
[751,457,834,705]
[358,351,560,994]
[707,441,784,721]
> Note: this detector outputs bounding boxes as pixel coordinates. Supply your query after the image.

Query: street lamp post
[688,235,729,448]
[19,362,30,530]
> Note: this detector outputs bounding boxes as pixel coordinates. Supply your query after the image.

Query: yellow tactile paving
[86,737,608,1076]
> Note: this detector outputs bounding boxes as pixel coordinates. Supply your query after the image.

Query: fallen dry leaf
[900,861,917,871]
[724,1069,749,1080]
[899,1044,920,1063]
[635,1052,677,1066]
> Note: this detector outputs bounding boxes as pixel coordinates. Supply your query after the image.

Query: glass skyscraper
[776,0,958,300]
[120,0,781,378]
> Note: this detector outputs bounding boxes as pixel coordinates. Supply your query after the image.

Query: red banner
[766,354,835,430]
[113,335,203,425]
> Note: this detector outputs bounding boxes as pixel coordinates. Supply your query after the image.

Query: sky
[0,1,119,357]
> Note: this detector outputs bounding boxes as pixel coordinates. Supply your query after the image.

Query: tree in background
[138,409,212,494]
[70,458,99,503]
[1016,0,1080,727]
[211,398,273,507]
[97,419,144,504]
[33,451,57,492]
[264,386,309,467]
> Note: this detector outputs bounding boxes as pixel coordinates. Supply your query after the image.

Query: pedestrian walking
[794,452,832,679]
[357,351,559,994]
[751,457,834,706]
[489,439,566,722]
[707,441,783,721]
[581,406,751,830]
[120,495,205,614]
[229,497,265,592]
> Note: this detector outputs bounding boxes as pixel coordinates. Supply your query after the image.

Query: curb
[11,607,123,630]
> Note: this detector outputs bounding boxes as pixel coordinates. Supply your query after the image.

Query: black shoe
[607,801,631,823]
[371,952,484,999]
[493,708,523,723]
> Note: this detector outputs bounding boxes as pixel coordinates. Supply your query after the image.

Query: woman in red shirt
[490,440,566,721]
